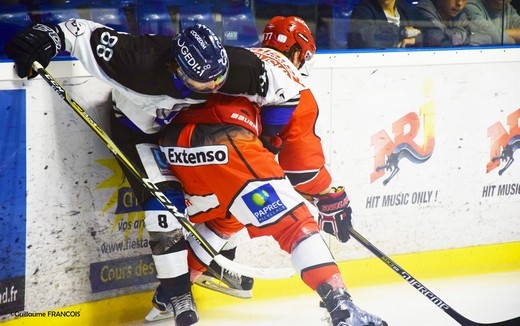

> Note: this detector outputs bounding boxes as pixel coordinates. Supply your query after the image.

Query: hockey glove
[314,186,352,243]
[4,24,64,79]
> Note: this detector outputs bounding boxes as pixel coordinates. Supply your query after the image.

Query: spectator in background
[512,0,520,13]
[416,0,489,46]
[465,0,520,44]
[347,0,422,48]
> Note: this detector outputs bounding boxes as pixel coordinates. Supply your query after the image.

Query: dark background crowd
[1,0,520,58]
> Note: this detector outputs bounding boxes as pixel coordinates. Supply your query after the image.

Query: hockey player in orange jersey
[159,17,388,326]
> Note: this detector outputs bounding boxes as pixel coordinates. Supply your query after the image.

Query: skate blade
[194,275,252,299]
[144,307,174,322]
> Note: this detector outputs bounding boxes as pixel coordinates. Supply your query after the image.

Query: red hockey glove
[314,186,352,243]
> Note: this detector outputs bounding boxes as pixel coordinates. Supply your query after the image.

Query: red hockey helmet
[262,16,316,64]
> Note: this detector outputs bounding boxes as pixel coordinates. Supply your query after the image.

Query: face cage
[176,67,227,93]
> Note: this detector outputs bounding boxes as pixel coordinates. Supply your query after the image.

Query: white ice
[130,271,520,326]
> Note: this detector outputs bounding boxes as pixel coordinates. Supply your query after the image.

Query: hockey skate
[145,285,198,326]
[194,248,254,299]
[317,283,388,326]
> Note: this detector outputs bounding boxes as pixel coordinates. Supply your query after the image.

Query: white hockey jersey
[57,19,306,134]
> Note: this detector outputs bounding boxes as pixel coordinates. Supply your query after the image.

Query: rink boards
[0,47,519,323]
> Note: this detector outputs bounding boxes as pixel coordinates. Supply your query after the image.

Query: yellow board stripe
[3,241,519,326]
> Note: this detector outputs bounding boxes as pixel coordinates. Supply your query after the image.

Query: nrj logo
[487,108,520,175]
[370,104,435,186]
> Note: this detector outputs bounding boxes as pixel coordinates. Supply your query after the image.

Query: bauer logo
[162,145,228,166]
[242,184,287,223]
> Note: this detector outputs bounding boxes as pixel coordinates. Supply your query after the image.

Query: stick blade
[213,254,295,280]
[474,316,520,326]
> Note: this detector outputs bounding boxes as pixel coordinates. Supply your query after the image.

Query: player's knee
[290,232,335,274]
[272,213,320,253]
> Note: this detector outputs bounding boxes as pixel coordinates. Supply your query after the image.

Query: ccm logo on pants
[161,145,228,166]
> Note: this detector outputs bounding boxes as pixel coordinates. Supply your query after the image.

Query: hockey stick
[33,61,294,280]
[347,226,520,326]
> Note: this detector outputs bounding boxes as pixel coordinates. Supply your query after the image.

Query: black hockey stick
[33,61,294,279]
[347,226,520,326]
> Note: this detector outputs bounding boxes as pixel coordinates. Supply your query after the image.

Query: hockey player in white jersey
[4,17,302,325]
[4,19,261,326]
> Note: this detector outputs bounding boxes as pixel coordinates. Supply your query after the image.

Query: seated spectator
[511,0,520,14]
[465,0,520,44]
[513,0,520,13]
[416,0,489,46]
[347,0,422,48]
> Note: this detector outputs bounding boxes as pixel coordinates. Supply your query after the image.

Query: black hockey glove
[314,186,352,243]
[4,24,64,79]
